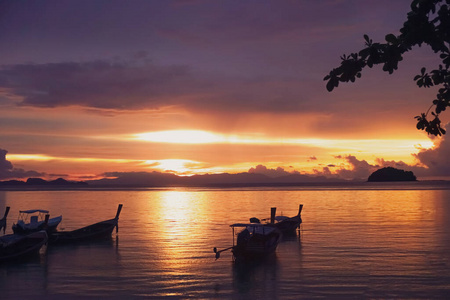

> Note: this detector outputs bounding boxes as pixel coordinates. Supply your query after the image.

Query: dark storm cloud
[0,149,13,174]
[0,0,417,117]
[0,59,195,110]
[0,0,370,52]
[0,58,323,113]
[0,149,43,180]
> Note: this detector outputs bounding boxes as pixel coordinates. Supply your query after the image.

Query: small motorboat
[50,204,123,244]
[214,207,282,261]
[0,207,10,234]
[229,222,281,260]
[0,230,48,262]
[12,209,62,235]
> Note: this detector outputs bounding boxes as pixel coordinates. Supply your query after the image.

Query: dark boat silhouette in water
[12,209,62,235]
[50,204,123,244]
[1,213,49,262]
[0,206,10,234]
[270,204,303,235]
[0,230,48,262]
[214,207,282,261]
[230,223,281,261]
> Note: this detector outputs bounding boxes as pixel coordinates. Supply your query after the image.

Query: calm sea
[1,181,450,299]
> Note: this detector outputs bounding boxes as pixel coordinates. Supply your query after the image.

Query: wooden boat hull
[50,218,118,244]
[271,204,303,235]
[50,204,122,244]
[274,215,302,235]
[0,231,48,262]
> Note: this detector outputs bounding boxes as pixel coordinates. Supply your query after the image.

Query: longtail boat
[1,214,49,262]
[0,230,48,262]
[214,207,282,261]
[50,204,122,244]
[270,204,303,235]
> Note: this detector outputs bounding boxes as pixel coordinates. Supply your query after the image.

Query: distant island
[0,177,88,187]
[86,171,347,187]
[0,172,347,189]
[0,168,423,189]
[367,167,417,182]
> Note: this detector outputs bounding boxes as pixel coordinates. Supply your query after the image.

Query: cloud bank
[2,124,449,183]
[0,149,42,180]
[413,128,450,177]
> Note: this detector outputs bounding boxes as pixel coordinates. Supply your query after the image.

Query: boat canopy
[19,209,49,214]
[230,223,272,228]
[231,223,278,235]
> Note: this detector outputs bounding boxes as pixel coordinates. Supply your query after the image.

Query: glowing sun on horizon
[144,159,204,174]
[134,130,225,144]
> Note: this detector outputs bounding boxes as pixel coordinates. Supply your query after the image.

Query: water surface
[1,182,450,298]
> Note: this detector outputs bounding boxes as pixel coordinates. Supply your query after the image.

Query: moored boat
[50,204,123,244]
[214,207,282,261]
[270,204,303,235]
[12,209,62,235]
[0,230,48,262]
[230,223,281,260]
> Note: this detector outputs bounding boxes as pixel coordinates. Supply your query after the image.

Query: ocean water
[1,182,450,299]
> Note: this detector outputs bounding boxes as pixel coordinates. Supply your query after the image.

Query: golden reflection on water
[145,190,212,278]
[156,190,200,223]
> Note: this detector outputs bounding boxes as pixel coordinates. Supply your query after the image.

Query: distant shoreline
[1,180,449,191]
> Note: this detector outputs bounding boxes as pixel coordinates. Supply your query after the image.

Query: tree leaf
[385,34,397,44]
[364,34,370,43]
[326,80,335,92]
[325,0,448,135]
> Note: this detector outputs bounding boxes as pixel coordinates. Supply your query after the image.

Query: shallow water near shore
[1,182,450,298]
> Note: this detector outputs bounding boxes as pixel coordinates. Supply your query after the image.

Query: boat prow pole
[43,214,50,231]
[271,207,276,224]
[115,204,123,220]
[3,206,10,219]
[115,204,123,233]
[297,204,303,217]
[0,206,10,234]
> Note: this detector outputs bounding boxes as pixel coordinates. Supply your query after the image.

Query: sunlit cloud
[7,154,53,161]
[143,159,204,174]
[8,154,134,164]
[9,154,208,176]
[131,130,433,155]
[135,130,225,144]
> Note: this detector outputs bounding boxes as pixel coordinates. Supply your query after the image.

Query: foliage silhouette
[324,0,450,136]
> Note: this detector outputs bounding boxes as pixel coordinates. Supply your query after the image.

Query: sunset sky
[0,0,449,182]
